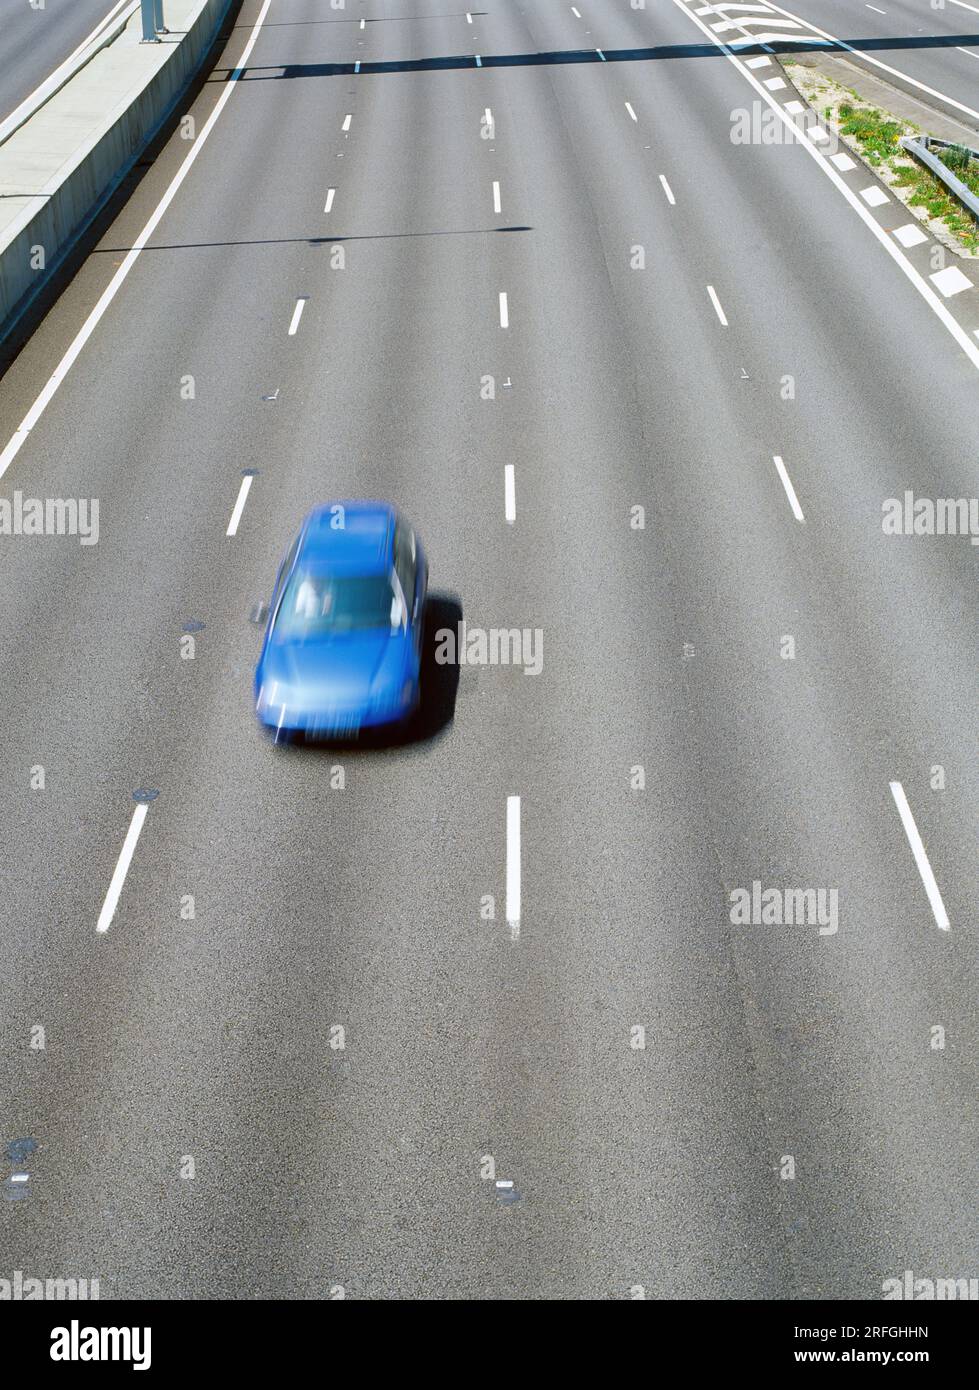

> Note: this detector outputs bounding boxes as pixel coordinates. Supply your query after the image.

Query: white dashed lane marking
[96,804,150,935]
[226,474,254,536]
[773,454,805,522]
[893,223,928,248]
[287,297,307,335]
[930,265,973,297]
[890,782,951,930]
[506,795,521,939]
[707,285,728,325]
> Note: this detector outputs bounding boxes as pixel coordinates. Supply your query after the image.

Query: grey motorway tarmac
[0,0,126,126]
[748,0,979,135]
[0,0,975,1298]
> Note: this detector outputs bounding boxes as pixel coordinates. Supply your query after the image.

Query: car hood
[261,627,412,703]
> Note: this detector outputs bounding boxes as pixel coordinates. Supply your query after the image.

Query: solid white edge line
[889,782,951,930]
[226,474,253,536]
[773,454,805,522]
[707,284,728,325]
[659,174,676,204]
[499,291,509,327]
[504,463,516,522]
[95,803,149,934]
[668,0,979,376]
[506,795,521,936]
[0,0,277,482]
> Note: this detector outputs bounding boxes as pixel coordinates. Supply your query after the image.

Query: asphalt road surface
[0,0,128,127]
[763,0,979,134]
[0,0,976,1299]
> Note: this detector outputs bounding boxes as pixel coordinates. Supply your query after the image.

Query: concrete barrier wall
[0,0,233,341]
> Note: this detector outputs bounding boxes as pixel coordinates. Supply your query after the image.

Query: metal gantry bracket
[140,0,168,42]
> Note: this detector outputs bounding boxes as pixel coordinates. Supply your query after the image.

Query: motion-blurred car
[254,501,427,737]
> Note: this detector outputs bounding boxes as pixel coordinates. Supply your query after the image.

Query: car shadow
[274,592,462,754]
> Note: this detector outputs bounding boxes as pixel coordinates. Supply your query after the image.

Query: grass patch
[837,103,904,165]
[833,102,978,251]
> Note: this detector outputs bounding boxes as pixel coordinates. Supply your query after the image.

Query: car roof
[297,501,396,575]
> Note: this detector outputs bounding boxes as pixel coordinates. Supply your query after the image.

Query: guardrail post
[140,0,160,41]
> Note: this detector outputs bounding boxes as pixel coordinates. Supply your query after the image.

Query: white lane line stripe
[493,180,502,213]
[866,4,886,13]
[955,45,979,60]
[506,795,521,937]
[950,0,979,14]
[341,113,352,131]
[287,297,307,335]
[892,222,927,247]
[0,0,276,483]
[324,188,336,213]
[499,291,509,327]
[773,454,804,521]
[354,59,361,73]
[889,782,950,930]
[226,475,254,537]
[596,47,606,59]
[625,100,637,120]
[930,265,973,297]
[707,284,728,325]
[475,53,482,65]
[96,803,149,934]
[571,5,581,14]
[659,174,676,204]
[360,17,365,27]
[467,11,473,21]
[504,464,516,523]
[669,0,979,375]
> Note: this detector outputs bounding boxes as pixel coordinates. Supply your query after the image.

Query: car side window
[393,523,417,609]
[273,536,300,609]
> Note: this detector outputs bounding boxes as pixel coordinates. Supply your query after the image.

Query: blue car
[254,502,428,738]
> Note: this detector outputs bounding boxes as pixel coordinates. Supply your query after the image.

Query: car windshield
[275,568,400,636]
